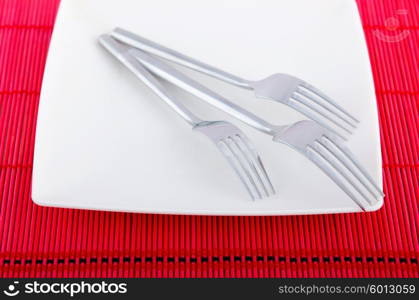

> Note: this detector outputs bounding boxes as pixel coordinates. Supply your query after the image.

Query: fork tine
[321,135,384,197]
[306,146,367,211]
[239,135,276,196]
[296,86,358,128]
[229,136,270,199]
[229,136,269,197]
[218,139,262,200]
[218,139,258,200]
[234,134,275,196]
[313,141,376,205]
[288,100,348,140]
[292,93,354,134]
[300,82,360,124]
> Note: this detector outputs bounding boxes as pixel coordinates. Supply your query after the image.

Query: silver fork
[98,35,275,201]
[129,47,384,210]
[111,27,359,139]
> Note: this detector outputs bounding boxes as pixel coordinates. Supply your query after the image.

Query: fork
[111,27,359,139]
[98,35,275,201]
[129,47,384,210]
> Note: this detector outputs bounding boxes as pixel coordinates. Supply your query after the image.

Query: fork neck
[198,68,253,90]
[112,28,255,90]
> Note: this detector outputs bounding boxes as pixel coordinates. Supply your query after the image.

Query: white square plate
[33,0,383,215]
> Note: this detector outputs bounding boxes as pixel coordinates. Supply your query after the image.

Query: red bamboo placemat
[0,0,418,278]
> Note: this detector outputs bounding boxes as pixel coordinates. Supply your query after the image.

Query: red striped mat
[0,0,418,278]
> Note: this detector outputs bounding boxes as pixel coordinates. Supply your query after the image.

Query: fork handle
[99,35,203,127]
[130,48,277,136]
[111,27,252,90]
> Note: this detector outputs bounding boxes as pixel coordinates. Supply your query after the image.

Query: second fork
[99,34,275,200]
[130,47,383,210]
[112,27,359,139]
